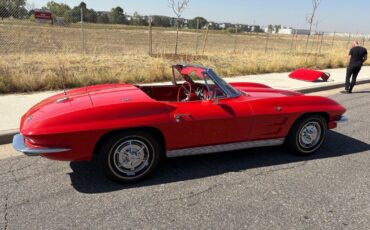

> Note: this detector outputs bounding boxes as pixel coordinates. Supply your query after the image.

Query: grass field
[0,20,368,94]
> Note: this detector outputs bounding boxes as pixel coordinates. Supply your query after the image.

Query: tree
[109,6,126,24]
[188,17,207,29]
[274,25,281,34]
[79,1,86,10]
[63,2,97,23]
[0,0,28,18]
[131,11,148,26]
[85,8,97,23]
[151,15,171,27]
[267,25,273,33]
[97,13,109,24]
[46,1,70,17]
[0,5,11,18]
[168,0,190,55]
[305,0,322,52]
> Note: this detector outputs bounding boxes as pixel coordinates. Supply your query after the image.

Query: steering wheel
[177,82,192,102]
[195,86,210,101]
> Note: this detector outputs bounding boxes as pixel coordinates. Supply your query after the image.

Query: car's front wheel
[286,115,327,155]
[99,131,161,183]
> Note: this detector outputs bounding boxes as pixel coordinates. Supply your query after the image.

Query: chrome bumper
[337,116,348,124]
[12,134,70,157]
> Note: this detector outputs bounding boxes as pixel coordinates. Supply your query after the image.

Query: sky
[28,0,370,34]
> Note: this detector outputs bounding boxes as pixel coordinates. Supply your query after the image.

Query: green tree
[151,15,171,27]
[188,17,207,29]
[0,5,11,18]
[85,8,97,23]
[79,1,86,10]
[97,13,109,24]
[46,1,70,17]
[109,6,126,24]
[63,2,97,23]
[274,25,281,34]
[267,24,273,33]
[131,11,147,26]
[0,0,28,18]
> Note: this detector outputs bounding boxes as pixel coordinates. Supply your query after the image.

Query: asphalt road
[1,87,370,230]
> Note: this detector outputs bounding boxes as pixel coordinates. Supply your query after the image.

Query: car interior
[138,66,226,102]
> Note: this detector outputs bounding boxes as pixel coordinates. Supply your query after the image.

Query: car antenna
[56,66,70,103]
[62,73,68,96]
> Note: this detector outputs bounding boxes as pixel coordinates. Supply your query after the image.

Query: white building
[279,27,310,35]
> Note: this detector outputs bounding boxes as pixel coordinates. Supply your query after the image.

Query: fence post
[318,33,324,55]
[195,18,200,54]
[202,25,209,54]
[362,36,366,47]
[148,16,153,56]
[290,30,297,52]
[264,32,270,53]
[80,8,85,54]
[346,33,351,48]
[233,24,238,53]
[331,32,336,50]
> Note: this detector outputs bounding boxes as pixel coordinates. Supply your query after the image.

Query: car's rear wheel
[286,115,327,155]
[99,131,161,183]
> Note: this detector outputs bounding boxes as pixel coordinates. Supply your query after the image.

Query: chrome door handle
[174,114,191,123]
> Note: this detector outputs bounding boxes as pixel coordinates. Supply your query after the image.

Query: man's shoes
[340,90,351,94]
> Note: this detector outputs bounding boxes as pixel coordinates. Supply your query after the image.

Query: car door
[164,96,254,150]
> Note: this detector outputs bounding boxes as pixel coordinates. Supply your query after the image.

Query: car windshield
[173,65,241,98]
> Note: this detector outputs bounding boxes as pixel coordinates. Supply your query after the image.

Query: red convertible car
[13,64,347,183]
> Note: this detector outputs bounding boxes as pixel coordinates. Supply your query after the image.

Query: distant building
[278,27,311,35]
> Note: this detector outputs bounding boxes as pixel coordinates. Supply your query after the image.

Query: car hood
[20,84,152,134]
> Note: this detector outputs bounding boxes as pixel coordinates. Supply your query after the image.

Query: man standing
[342,41,367,94]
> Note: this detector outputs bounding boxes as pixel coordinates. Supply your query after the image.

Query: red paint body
[19,76,346,162]
[289,69,330,82]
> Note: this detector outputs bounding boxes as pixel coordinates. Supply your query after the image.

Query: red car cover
[289,69,330,82]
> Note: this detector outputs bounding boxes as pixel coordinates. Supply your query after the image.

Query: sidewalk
[1,66,370,144]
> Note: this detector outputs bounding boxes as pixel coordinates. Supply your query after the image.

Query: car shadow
[69,130,370,194]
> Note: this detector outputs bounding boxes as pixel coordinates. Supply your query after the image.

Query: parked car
[13,64,347,183]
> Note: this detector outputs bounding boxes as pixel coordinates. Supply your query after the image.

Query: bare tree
[169,0,190,55]
[305,0,322,53]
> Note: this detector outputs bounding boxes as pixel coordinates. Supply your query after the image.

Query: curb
[0,129,18,145]
[295,78,370,94]
[0,79,369,145]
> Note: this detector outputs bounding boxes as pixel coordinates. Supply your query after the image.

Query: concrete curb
[0,129,18,145]
[295,78,370,94]
[0,79,369,145]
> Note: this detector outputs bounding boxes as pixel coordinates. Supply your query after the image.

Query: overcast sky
[28,0,370,34]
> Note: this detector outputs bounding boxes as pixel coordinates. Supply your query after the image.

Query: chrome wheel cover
[112,139,150,176]
[298,121,322,149]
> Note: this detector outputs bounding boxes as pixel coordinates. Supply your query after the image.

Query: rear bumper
[12,134,71,157]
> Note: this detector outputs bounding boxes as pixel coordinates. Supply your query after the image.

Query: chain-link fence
[1,5,369,56]
[1,3,370,94]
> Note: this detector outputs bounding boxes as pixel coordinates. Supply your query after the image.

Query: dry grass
[0,21,367,94]
[0,51,349,94]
